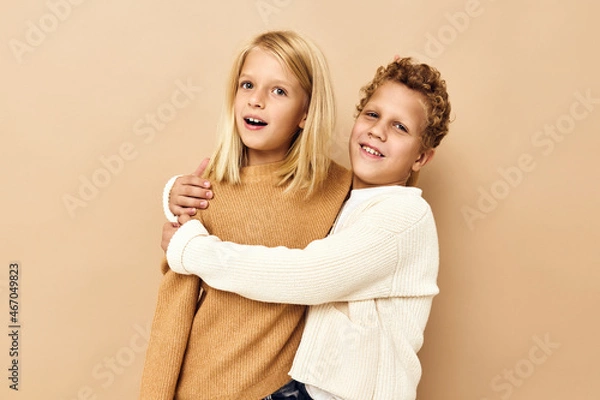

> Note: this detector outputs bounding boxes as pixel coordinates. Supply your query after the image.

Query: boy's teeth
[362,145,382,156]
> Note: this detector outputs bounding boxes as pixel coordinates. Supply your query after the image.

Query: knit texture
[165,186,439,400]
[139,161,351,400]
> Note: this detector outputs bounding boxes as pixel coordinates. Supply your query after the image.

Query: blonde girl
[139,31,352,400]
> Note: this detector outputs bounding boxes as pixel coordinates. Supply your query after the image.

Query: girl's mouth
[244,117,268,127]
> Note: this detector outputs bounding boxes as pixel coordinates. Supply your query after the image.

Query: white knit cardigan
[167,185,439,400]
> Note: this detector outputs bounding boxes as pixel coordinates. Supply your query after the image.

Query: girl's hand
[162,214,192,252]
[161,222,179,252]
[170,158,213,217]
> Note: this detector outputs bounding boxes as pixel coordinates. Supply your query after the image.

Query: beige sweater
[139,161,351,400]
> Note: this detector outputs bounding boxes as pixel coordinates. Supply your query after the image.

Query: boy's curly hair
[356,57,451,150]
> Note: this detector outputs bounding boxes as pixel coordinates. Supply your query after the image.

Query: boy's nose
[368,124,386,141]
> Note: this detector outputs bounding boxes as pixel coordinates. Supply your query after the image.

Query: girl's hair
[356,57,451,151]
[207,30,336,196]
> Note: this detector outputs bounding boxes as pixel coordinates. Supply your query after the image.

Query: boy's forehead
[368,82,424,107]
[368,81,428,128]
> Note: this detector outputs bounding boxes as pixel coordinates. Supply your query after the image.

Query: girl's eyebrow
[270,79,292,88]
[238,73,292,88]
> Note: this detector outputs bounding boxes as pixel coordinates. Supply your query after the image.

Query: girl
[139,31,352,400]
[162,58,451,400]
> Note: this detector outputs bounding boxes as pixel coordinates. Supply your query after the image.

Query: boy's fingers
[179,186,212,200]
[170,205,184,216]
[178,175,204,187]
[178,175,211,190]
[178,213,192,224]
[192,157,210,177]
[174,194,209,209]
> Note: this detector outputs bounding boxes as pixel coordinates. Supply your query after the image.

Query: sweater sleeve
[166,196,437,305]
[162,175,183,223]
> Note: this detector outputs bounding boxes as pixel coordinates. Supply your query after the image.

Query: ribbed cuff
[166,220,208,275]
[162,175,183,223]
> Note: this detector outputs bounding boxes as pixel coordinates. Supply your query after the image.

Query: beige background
[1,0,599,399]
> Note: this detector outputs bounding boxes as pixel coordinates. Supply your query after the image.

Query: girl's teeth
[246,117,267,126]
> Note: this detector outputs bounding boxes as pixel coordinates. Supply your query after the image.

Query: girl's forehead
[241,48,280,71]
[239,48,300,86]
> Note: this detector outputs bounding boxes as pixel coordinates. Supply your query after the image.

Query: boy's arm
[166,197,438,305]
[163,158,213,222]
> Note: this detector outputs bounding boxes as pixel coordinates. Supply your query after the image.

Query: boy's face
[349,81,434,189]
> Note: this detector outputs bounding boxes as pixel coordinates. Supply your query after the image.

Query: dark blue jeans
[263,379,313,400]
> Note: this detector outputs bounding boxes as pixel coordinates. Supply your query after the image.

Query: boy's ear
[298,112,308,129]
[412,148,435,172]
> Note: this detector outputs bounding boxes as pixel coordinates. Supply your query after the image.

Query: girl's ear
[412,148,435,172]
[298,112,308,129]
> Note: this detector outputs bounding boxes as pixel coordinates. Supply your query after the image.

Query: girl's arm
[166,196,438,305]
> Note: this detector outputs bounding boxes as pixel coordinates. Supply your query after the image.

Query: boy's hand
[177,213,192,226]
[170,158,213,217]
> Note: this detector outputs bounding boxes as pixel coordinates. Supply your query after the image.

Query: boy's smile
[349,81,434,189]
[360,144,384,157]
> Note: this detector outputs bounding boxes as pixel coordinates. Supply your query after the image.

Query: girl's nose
[248,92,265,108]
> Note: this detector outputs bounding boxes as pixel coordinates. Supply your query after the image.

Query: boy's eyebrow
[366,101,417,133]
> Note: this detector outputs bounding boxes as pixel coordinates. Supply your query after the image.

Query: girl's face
[349,81,434,189]
[235,47,309,166]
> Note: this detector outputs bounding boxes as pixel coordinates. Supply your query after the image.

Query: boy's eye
[273,88,287,96]
[394,122,408,133]
[240,81,253,89]
[364,111,378,119]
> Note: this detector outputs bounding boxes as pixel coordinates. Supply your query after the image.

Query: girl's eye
[273,88,287,96]
[365,111,378,119]
[240,81,253,89]
[394,122,408,133]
